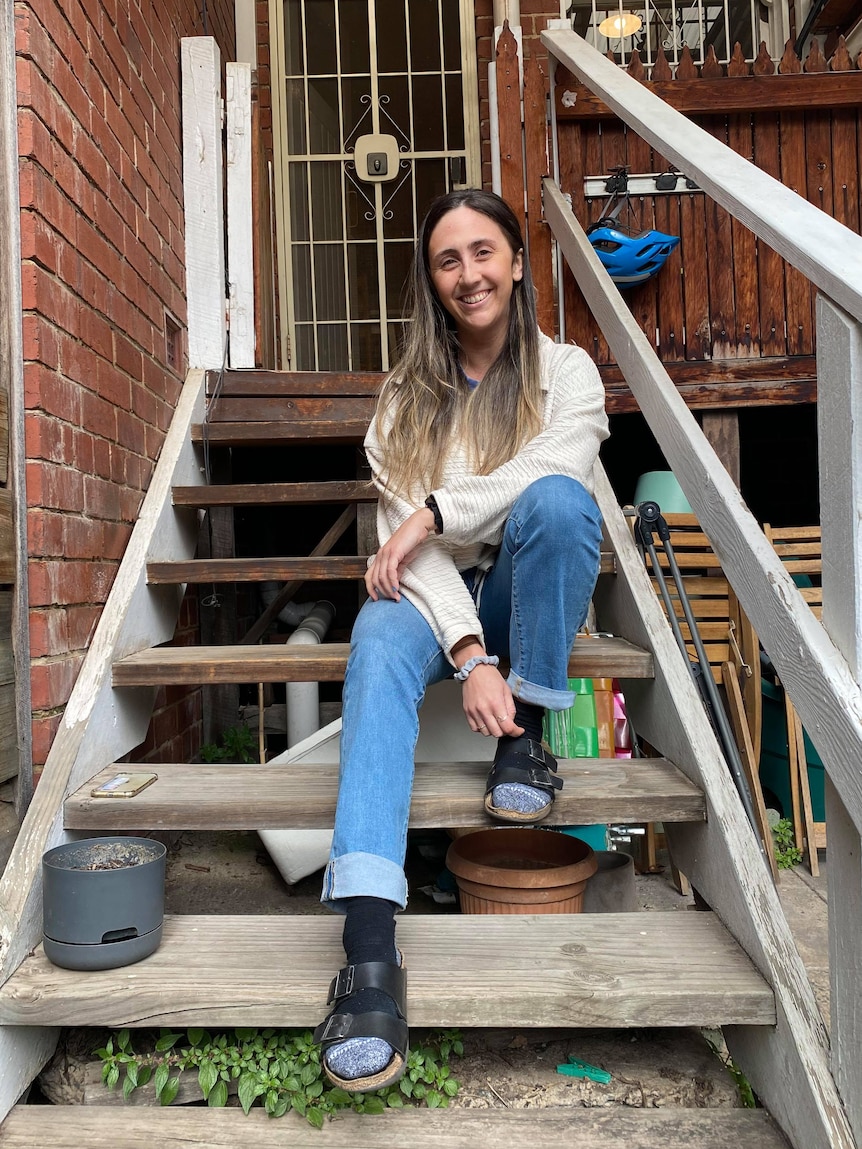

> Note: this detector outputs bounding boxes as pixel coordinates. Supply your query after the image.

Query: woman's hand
[462,664,524,738]
[365,507,436,600]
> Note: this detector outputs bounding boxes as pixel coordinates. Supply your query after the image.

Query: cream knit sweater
[364,332,609,663]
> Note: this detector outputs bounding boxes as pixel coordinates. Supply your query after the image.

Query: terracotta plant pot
[42,836,166,970]
[445,827,597,914]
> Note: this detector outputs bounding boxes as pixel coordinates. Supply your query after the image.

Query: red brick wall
[16,0,235,771]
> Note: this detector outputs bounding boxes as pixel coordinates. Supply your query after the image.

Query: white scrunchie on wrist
[454,654,500,681]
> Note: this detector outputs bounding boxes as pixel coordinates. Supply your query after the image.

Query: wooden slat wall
[553,43,862,398]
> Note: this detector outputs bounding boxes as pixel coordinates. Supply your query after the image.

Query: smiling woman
[312,188,609,1096]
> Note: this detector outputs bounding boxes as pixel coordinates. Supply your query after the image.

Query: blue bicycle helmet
[587,223,680,288]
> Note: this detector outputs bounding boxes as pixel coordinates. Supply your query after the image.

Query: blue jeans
[321,475,603,911]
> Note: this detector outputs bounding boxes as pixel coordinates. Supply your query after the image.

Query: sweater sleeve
[364,422,485,660]
[430,342,608,548]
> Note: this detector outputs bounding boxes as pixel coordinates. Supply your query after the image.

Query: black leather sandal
[313,961,409,1093]
[484,736,563,824]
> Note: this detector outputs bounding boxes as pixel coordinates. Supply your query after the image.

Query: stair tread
[0,1105,791,1148]
[147,557,370,583]
[172,481,377,506]
[111,636,654,686]
[208,368,385,396]
[0,913,775,1029]
[191,420,370,445]
[65,758,705,831]
[147,553,616,583]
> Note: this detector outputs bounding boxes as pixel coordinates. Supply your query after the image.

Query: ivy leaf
[105,1064,120,1090]
[426,1089,442,1109]
[271,1096,290,1118]
[292,1094,307,1117]
[160,1076,180,1106]
[153,1063,169,1099]
[300,1062,318,1087]
[155,1032,182,1053]
[306,1106,325,1129]
[363,1096,386,1115]
[122,1073,137,1100]
[327,1087,353,1105]
[306,1080,324,1098]
[386,1091,404,1108]
[443,1078,459,1096]
[117,1029,131,1052]
[126,1063,139,1090]
[137,1064,152,1088]
[238,1073,263,1115]
[208,1080,229,1107]
[93,1047,110,1061]
[187,1028,205,1047]
[198,1060,218,1099]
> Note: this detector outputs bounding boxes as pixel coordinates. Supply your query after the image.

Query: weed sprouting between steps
[96,1026,463,1126]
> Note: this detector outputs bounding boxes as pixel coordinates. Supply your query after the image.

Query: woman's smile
[428,205,523,352]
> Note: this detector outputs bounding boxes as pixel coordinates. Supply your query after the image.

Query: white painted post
[181,38,226,369]
[817,294,862,1145]
[226,62,255,368]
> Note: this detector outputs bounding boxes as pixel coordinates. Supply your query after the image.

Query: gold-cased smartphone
[90,772,158,798]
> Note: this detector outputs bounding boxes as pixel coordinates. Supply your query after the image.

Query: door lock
[354,134,399,183]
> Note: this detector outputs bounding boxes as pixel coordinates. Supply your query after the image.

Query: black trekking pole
[634,501,765,853]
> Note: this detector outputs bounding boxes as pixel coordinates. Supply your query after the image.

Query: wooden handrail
[543,177,862,841]
[542,27,862,326]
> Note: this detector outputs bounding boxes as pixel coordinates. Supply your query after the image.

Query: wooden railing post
[817,294,862,1144]
[182,38,226,369]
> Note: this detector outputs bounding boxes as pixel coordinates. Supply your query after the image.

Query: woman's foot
[314,897,409,1092]
[486,701,562,822]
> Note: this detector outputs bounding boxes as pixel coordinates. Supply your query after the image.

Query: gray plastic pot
[581,850,638,913]
[42,836,166,970]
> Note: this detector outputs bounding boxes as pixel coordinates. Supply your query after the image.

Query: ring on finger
[479,723,488,731]
[495,714,507,722]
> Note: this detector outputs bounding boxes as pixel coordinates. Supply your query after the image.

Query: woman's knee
[511,475,602,538]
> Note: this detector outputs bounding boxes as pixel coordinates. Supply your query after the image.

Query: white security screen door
[271,0,481,370]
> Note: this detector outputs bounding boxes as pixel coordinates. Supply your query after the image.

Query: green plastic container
[633,471,693,514]
[758,679,825,822]
[545,678,608,852]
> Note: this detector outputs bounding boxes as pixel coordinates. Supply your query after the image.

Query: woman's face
[427,206,523,349]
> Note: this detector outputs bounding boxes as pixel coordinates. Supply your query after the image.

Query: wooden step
[208,369,385,397]
[147,553,617,584]
[111,636,655,687]
[172,480,377,507]
[65,758,705,831]
[192,396,374,445]
[147,557,369,584]
[0,914,775,1029]
[0,1105,791,1148]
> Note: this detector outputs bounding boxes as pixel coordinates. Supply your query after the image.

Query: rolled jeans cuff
[506,670,575,712]
[321,850,409,913]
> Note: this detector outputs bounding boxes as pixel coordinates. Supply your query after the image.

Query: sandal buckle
[315,1013,353,1044]
[328,965,355,1004]
[527,739,554,769]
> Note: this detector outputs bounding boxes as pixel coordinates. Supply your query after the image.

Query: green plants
[96,1026,463,1126]
[200,724,257,764]
[704,1031,757,1108]
[772,817,802,870]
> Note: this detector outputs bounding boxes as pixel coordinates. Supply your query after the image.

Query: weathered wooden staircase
[0,363,848,1148]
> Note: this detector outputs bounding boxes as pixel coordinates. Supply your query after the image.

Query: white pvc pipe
[285,600,335,747]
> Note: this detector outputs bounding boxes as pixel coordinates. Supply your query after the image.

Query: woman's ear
[513,248,524,282]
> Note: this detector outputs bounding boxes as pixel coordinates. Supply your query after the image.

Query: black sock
[496,698,545,757]
[333,896,399,1025]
